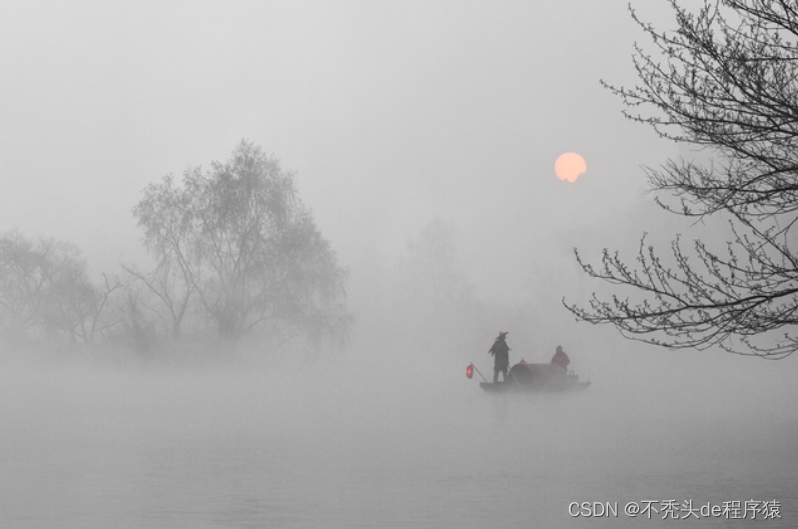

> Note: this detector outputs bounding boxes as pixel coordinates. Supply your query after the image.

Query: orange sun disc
[555,152,587,183]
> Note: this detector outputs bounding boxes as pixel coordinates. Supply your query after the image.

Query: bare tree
[0,231,120,345]
[122,261,195,341]
[111,281,159,353]
[0,232,48,340]
[566,0,798,359]
[133,140,351,342]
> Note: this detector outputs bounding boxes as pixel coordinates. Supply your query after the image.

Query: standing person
[489,331,510,382]
[551,345,570,372]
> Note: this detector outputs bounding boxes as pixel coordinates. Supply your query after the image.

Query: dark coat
[551,350,570,370]
[489,339,510,369]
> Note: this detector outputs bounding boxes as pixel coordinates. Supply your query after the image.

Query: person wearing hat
[551,345,570,372]
[488,331,510,382]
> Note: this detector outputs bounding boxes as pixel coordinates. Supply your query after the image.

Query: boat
[468,362,590,393]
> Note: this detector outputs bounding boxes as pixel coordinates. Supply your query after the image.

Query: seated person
[551,345,570,371]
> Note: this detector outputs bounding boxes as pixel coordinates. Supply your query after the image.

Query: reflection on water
[0,360,795,528]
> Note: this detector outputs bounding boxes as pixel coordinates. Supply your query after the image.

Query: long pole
[470,363,489,383]
[508,364,522,388]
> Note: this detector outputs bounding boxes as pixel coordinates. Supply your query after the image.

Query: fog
[2,337,796,527]
[2,0,798,527]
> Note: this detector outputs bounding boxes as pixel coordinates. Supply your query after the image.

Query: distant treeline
[0,141,351,353]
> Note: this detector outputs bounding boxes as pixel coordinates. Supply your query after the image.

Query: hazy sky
[2,0,688,305]
[3,6,798,524]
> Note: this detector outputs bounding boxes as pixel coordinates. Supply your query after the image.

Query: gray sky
[2,0,683,304]
[3,7,798,523]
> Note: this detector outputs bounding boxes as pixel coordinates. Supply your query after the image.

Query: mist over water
[2,1,798,527]
[2,327,796,528]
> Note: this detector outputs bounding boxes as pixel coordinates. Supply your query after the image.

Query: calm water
[1,355,795,528]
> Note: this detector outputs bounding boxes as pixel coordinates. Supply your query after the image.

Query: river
[1,350,795,528]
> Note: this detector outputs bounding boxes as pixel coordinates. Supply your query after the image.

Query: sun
[555,152,587,183]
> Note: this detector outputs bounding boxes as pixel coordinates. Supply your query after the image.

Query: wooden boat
[471,362,590,393]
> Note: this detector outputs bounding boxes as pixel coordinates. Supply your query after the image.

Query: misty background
[2,0,797,527]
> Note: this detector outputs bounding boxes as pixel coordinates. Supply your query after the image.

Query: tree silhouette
[566,0,798,359]
[134,141,351,342]
[0,231,119,344]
